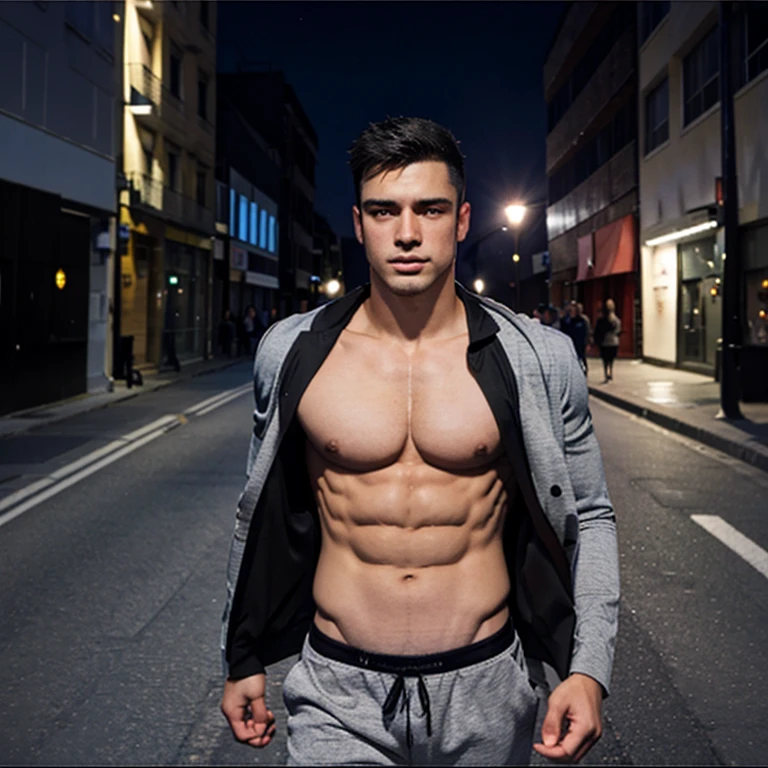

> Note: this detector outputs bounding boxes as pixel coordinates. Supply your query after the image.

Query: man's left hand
[533,673,603,763]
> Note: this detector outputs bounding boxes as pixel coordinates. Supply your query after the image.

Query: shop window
[250,202,258,246]
[645,77,669,154]
[746,270,768,345]
[683,27,719,126]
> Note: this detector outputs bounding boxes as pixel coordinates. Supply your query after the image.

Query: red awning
[593,215,636,278]
[575,234,594,282]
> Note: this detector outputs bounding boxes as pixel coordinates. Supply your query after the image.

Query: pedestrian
[543,303,561,330]
[243,305,264,357]
[220,116,619,766]
[563,301,591,375]
[217,310,236,357]
[594,298,621,383]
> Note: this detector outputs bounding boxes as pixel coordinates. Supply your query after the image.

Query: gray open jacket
[222,283,620,694]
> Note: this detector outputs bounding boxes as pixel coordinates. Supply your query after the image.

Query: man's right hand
[221,674,276,748]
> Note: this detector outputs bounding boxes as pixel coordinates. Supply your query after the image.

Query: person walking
[220,117,619,766]
[594,299,621,383]
[564,301,591,375]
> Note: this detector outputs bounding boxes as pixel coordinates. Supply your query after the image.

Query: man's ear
[352,206,364,245]
[456,202,471,243]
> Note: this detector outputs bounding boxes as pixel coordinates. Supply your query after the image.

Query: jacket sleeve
[559,347,620,695]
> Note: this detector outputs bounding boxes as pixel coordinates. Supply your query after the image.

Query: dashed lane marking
[691,514,768,581]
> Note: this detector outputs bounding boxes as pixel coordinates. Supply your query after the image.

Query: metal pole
[718,1,743,419]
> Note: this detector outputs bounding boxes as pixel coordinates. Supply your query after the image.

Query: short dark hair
[348,117,466,207]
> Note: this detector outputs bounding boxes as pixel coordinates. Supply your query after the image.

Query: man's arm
[536,344,619,761]
[221,674,276,747]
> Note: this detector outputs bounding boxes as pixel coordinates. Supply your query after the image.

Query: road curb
[0,359,245,440]
[588,386,768,474]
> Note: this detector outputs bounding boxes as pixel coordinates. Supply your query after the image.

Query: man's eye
[425,208,444,216]
[372,209,392,217]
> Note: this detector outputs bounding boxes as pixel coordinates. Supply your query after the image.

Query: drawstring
[382,673,432,747]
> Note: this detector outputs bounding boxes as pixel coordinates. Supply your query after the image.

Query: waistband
[308,620,514,676]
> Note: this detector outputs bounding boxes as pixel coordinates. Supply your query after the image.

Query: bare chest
[296,332,502,471]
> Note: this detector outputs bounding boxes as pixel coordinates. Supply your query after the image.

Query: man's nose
[394,209,422,250]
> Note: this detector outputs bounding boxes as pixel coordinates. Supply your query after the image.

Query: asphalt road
[0,361,766,766]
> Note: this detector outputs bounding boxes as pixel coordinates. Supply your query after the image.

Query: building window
[268,216,276,253]
[259,210,268,249]
[683,27,719,126]
[167,151,179,190]
[645,77,669,154]
[170,46,183,100]
[239,195,249,242]
[196,170,206,207]
[741,2,768,85]
[200,1,210,30]
[229,188,236,234]
[250,202,258,246]
[639,1,670,44]
[197,72,208,121]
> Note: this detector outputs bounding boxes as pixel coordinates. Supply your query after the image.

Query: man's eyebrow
[362,199,398,209]
[415,198,454,208]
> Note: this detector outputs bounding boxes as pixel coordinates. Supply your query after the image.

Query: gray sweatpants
[283,624,540,766]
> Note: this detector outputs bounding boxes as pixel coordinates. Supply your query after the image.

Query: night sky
[217,0,564,291]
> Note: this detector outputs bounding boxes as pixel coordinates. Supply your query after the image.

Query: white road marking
[0,426,176,530]
[691,514,768,580]
[0,382,251,528]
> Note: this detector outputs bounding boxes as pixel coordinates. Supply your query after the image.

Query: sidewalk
[0,355,247,439]
[586,358,768,473]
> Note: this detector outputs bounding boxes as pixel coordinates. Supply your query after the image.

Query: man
[563,301,592,375]
[220,117,619,765]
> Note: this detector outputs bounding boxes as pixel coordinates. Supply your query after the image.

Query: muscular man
[220,117,619,765]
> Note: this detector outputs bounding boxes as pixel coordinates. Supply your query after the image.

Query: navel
[325,439,339,453]
[402,573,415,582]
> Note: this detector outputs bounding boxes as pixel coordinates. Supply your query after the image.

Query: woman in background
[595,298,621,382]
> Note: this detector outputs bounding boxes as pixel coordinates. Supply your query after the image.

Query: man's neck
[360,269,466,345]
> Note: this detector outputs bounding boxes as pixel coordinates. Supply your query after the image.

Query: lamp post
[505,204,527,311]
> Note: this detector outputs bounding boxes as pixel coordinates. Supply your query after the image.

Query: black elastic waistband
[308,620,514,676]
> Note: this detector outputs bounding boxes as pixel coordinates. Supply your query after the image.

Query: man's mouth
[389,257,428,274]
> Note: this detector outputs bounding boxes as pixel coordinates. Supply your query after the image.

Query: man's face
[352,161,470,297]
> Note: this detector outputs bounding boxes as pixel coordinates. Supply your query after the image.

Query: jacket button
[550,485,562,497]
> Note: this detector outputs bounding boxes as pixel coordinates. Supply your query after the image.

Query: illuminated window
[268,216,276,253]
[250,202,258,246]
[229,188,236,233]
[239,194,248,242]
[259,210,268,249]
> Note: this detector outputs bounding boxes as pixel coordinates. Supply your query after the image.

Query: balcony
[127,63,185,137]
[127,172,214,234]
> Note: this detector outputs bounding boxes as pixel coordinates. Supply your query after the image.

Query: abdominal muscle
[309,444,514,655]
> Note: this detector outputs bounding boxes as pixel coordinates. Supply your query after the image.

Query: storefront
[574,214,638,358]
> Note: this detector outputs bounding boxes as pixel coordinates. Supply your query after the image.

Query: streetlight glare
[505,204,526,225]
[325,279,341,296]
[473,278,485,294]
[512,253,520,263]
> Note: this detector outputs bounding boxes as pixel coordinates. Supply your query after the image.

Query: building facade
[118,0,216,370]
[0,1,122,416]
[639,1,768,384]
[544,0,640,358]
[218,72,318,317]
[213,93,281,339]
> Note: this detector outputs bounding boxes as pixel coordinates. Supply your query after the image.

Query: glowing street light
[505,204,526,226]
[325,278,341,297]
[512,253,520,263]
[473,278,485,294]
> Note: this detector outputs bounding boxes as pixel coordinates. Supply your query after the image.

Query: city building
[214,92,281,336]
[118,0,216,370]
[638,1,768,385]
[0,1,122,416]
[217,71,318,316]
[311,213,343,308]
[544,0,640,358]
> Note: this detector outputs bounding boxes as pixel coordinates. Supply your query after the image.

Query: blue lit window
[250,202,258,246]
[268,216,276,253]
[229,188,236,234]
[239,195,248,242]
[259,210,268,249]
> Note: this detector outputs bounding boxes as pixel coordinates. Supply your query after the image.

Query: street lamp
[505,205,527,310]
[504,204,526,226]
[325,278,341,297]
[473,278,485,294]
